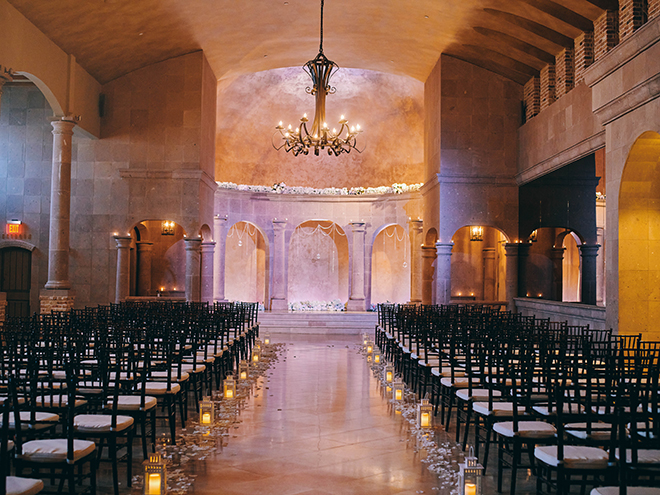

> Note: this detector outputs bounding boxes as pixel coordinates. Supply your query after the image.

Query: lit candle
[421,412,430,428]
[465,483,477,495]
[374,354,380,364]
[386,371,393,382]
[202,412,211,424]
[225,389,233,399]
[395,389,403,401]
[148,473,161,494]
[240,371,247,380]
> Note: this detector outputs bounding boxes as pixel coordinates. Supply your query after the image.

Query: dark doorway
[0,248,32,317]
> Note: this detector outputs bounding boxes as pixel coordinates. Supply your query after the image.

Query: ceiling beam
[473,27,556,64]
[582,0,619,11]
[461,45,540,76]
[484,8,575,48]
[444,49,534,85]
[517,0,595,31]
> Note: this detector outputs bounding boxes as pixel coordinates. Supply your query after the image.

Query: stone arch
[199,224,212,242]
[13,71,64,117]
[225,221,270,305]
[618,130,660,339]
[371,223,410,304]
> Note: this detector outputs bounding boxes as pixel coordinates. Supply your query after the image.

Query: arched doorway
[0,246,33,317]
[225,221,268,304]
[618,131,660,339]
[288,220,348,306]
[371,224,410,304]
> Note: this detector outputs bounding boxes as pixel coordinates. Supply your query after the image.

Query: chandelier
[273,0,362,156]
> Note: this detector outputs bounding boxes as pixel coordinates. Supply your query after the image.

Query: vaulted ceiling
[8,0,614,85]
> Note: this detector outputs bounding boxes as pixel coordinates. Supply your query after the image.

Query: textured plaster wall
[215,68,424,189]
[371,225,411,304]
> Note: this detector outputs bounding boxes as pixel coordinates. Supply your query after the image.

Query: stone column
[213,215,228,302]
[0,293,6,324]
[270,220,288,311]
[347,222,367,311]
[409,219,423,304]
[517,243,532,298]
[482,247,496,301]
[136,241,153,296]
[421,246,436,305]
[550,247,565,302]
[184,238,202,303]
[200,241,216,304]
[434,242,453,305]
[596,227,606,306]
[0,67,12,117]
[114,235,132,304]
[579,244,600,306]
[504,243,519,311]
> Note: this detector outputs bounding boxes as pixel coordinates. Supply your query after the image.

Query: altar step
[257,311,378,334]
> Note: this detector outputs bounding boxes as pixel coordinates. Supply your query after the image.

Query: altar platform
[257,311,378,334]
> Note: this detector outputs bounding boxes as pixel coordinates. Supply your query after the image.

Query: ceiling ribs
[517,0,595,31]
[582,0,619,10]
[483,8,575,48]
[473,27,556,64]
[461,44,540,76]
[444,50,532,85]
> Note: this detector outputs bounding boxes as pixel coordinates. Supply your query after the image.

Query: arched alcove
[288,220,348,305]
[559,231,582,303]
[618,131,660,339]
[371,224,410,304]
[451,226,507,302]
[225,221,269,304]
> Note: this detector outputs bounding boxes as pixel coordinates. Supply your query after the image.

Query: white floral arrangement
[217,181,423,196]
[288,299,345,311]
[596,191,606,200]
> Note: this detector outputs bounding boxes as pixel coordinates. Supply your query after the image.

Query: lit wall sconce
[385,364,394,383]
[199,396,214,425]
[223,374,236,399]
[393,380,404,401]
[239,360,249,380]
[470,226,483,242]
[143,453,167,495]
[529,229,538,242]
[161,221,175,236]
[417,397,433,429]
[459,447,484,495]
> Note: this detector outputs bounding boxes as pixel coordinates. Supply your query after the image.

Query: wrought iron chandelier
[273,0,362,156]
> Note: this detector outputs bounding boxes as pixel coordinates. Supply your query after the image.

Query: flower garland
[288,299,345,311]
[217,181,423,196]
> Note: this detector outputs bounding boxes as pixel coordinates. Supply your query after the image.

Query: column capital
[550,246,566,260]
[349,221,366,232]
[504,242,521,257]
[272,219,287,230]
[214,215,228,225]
[421,245,437,258]
[435,241,454,256]
[113,235,132,248]
[50,118,77,134]
[578,244,601,257]
[136,240,153,249]
[408,219,423,232]
[200,241,216,251]
[517,242,532,256]
[184,237,202,251]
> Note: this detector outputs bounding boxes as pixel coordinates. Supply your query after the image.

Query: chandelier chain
[319,0,324,53]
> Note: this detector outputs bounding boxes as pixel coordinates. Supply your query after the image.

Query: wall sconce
[199,396,214,425]
[223,374,236,399]
[385,364,394,383]
[458,447,484,495]
[417,397,433,429]
[392,380,404,401]
[469,226,483,242]
[161,221,175,236]
[239,360,249,380]
[143,453,167,495]
[529,229,538,242]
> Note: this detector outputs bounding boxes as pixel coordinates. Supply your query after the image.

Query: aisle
[192,334,444,495]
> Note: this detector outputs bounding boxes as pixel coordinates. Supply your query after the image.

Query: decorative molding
[437,174,517,186]
[593,73,660,124]
[0,239,36,251]
[120,169,216,189]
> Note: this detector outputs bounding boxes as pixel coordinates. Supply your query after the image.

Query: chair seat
[181,364,207,373]
[533,403,581,416]
[614,448,660,464]
[138,382,181,395]
[440,377,479,388]
[431,367,465,378]
[6,476,44,495]
[18,438,96,463]
[151,370,190,382]
[35,397,87,409]
[472,401,527,417]
[535,445,609,469]
[108,395,158,411]
[1,411,59,430]
[565,422,613,442]
[74,414,134,433]
[591,488,660,495]
[493,421,557,439]
[456,388,501,401]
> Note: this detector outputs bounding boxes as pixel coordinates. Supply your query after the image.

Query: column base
[346,298,366,311]
[40,289,76,314]
[270,298,288,311]
[0,292,6,324]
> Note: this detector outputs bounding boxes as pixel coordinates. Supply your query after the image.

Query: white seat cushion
[472,402,527,417]
[565,422,613,442]
[533,403,581,416]
[2,411,59,430]
[535,445,609,469]
[108,395,158,411]
[151,370,190,381]
[440,377,479,388]
[139,382,181,395]
[493,421,557,439]
[181,363,206,373]
[431,367,465,378]
[592,488,660,495]
[18,438,96,463]
[6,476,44,495]
[456,389,501,401]
[614,448,660,464]
[35,397,87,409]
[74,414,134,433]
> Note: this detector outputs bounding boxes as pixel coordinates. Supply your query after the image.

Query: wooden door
[0,248,32,317]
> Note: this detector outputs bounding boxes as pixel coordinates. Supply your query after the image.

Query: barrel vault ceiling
[8,0,615,85]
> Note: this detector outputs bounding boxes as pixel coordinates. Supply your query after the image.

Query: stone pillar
[421,246,436,305]
[482,247,496,301]
[0,292,6,324]
[213,215,228,302]
[550,247,565,302]
[555,48,574,99]
[619,0,647,42]
[574,32,594,86]
[409,219,423,304]
[517,243,532,298]
[270,219,288,311]
[579,244,600,306]
[596,227,606,306]
[523,77,540,121]
[650,0,660,21]
[136,241,153,296]
[114,235,132,304]
[45,119,77,290]
[434,242,453,305]
[184,238,202,303]
[540,64,556,111]
[0,67,12,117]
[200,241,215,304]
[504,243,519,311]
[347,222,367,311]
[594,10,619,62]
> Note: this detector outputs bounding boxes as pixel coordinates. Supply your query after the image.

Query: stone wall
[574,32,594,86]
[540,64,556,111]
[594,10,619,62]
[39,290,75,314]
[555,48,574,99]
[514,298,607,330]
[523,77,540,121]
[619,0,648,42]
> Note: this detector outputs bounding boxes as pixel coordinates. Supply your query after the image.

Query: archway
[0,242,35,318]
[558,231,582,302]
[619,131,660,339]
[225,221,268,304]
[371,224,410,304]
[288,221,348,306]
[451,226,507,302]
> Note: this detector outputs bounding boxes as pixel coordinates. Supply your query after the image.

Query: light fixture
[384,364,394,383]
[263,333,271,345]
[469,226,483,242]
[458,447,484,495]
[199,396,214,425]
[374,348,381,364]
[366,341,373,355]
[143,453,167,495]
[417,397,433,429]
[161,221,175,236]
[273,0,362,156]
[239,360,249,380]
[252,347,260,363]
[392,380,404,401]
[223,374,236,399]
[529,229,538,242]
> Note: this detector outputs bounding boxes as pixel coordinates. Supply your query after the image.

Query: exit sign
[6,221,22,235]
